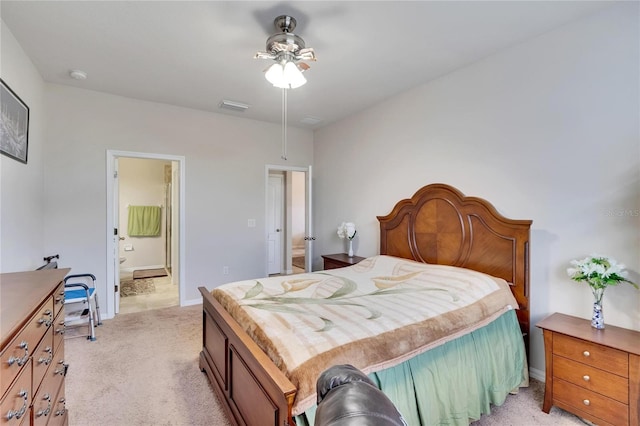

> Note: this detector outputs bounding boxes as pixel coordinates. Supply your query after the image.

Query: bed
[199,183,532,426]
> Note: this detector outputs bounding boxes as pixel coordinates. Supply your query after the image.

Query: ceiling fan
[255,15,316,89]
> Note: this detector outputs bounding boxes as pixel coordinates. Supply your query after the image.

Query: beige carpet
[65,304,588,426]
[65,304,231,426]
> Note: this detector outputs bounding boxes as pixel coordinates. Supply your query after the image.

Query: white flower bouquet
[337,222,357,257]
[567,255,637,290]
[337,222,357,240]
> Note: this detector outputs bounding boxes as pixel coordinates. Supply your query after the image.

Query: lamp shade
[265,61,307,89]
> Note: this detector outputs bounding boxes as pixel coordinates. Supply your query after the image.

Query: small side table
[536,312,640,426]
[321,253,366,270]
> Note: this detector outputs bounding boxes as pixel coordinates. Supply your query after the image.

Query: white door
[304,166,313,271]
[113,158,121,313]
[267,175,284,274]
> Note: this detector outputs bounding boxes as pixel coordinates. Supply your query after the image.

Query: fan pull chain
[281,87,288,160]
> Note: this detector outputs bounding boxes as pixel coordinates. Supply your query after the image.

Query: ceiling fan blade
[297,62,310,71]
[297,47,316,61]
[254,51,276,60]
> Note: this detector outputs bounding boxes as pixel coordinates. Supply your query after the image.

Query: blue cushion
[65,287,95,302]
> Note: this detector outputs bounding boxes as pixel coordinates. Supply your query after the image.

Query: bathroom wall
[118,157,169,270]
[291,171,305,249]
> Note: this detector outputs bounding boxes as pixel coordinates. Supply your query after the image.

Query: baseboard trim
[529,367,545,382]
[182,298,202,307]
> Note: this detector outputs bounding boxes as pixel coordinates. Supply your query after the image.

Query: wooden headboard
[377,183,532,353]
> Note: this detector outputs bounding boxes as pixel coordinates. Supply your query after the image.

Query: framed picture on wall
[0,78,30,164]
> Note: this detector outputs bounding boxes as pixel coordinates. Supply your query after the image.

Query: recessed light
[69,70,87,80]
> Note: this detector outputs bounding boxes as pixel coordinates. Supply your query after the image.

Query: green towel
[128,206,161,237]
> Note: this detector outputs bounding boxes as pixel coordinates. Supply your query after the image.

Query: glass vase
[348,239,354,257]
[591,287,605,329]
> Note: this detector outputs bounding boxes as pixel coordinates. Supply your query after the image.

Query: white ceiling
[1,1,614,129]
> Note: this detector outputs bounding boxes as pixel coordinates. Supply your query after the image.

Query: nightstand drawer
[554,379,628,425]
[553,354,628,403]
[554,333,628,377]
[322,254,365,270]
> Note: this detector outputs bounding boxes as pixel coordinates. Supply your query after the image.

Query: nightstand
[536,313,640,426]
[321,253,366,270]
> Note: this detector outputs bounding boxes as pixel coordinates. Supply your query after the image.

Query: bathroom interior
[118,157,179,314]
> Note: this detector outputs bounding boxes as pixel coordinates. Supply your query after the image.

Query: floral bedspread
[211,255,518,415]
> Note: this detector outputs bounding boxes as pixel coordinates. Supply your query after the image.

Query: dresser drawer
[553,354,628,403]
[33,348,64,426]
[47,381,67,426]
[0,359,32,425]
[1,298,54,398]
[554,333,628,377]
[52,283,65,318]
[53,307,66,353]
[32,327,54,396]
[554,378,628,425]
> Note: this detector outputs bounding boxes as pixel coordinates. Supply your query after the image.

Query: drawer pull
[36,393,52,418]
[5,389,28,421]
[583,350,590,357]
[54,398,66,417]
[38,309,53,326]
[583,399,590,406]
[55,360,68,376]
[583,375,590,382]
[38,346,53,365]
[7,341,29,366]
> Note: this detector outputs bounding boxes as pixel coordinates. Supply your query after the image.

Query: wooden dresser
[321,253,366,270]
[537,312,640,426]
[1,269,70,426]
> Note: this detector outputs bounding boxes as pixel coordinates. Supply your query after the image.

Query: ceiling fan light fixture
[283,61,306,88]
[265,61,306,89]
[256,15,315,90]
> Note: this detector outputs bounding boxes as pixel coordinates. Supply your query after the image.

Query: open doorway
[117,158,177,314]
[265,165,313,276]
[106,150,185,319]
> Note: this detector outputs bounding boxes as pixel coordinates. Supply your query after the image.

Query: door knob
[276,229,281,232]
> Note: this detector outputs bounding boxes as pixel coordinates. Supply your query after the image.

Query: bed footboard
[199,286,297,426]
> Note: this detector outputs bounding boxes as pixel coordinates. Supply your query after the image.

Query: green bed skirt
[295,309,527,426]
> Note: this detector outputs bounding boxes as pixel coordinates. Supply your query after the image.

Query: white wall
[118,157,168,270]
[43,84,313,315]
[312,3,639,376]
[0,22,47,271]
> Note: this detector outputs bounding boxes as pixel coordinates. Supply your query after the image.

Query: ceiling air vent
[219,100,250,112]
[300,116,322,125]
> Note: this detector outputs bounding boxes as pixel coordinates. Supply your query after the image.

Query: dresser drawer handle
[38,346,53,366]
[35,393,52,418]
[583,399,590,406]
[38,311,53,326]
[5,389,28,421]
[583,351,590,357]
[54,398,66,417]
[55,360,68,376]
[583,375,590,382]
[7,341,29,367]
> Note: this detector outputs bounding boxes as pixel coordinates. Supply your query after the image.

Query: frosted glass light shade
[265,61,307,89]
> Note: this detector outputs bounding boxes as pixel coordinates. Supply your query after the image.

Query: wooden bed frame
[199,183,532,426]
